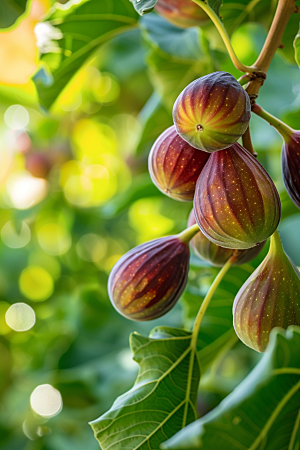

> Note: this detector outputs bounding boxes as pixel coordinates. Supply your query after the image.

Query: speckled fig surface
[155,0,209,28]
[193,142,281,249]
[281,131,300,210]
[173,72,251,152]
[233,231,300,352]
[188,210,265,266]
[149,126,210,201]
[108,235,190,321]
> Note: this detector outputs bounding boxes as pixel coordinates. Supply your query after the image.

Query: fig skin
[281,132,300,210]
[173,72,251,153]
[187,210,265,267]
[148,126,210,202]
[233,231,300,353]
[155,0,209,28]
[193,142,281,250]
[108,235,190,321]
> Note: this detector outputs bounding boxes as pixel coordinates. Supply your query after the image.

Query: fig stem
[191,0,254,74]
[177,224,200,244]
[251,103,294,141]
[269,230,285,257]
[191,257,233,346]
[242,126,257,156]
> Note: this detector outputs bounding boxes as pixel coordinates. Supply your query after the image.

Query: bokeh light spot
[1,221,31,248]
[4,105,29,129]
[6,172,48,210]
[76,233,107,262]
[5,303,36,332]
[30,384,63,418]
[64,175,93,206]
[37,223,71,256]
[19,266,54,301]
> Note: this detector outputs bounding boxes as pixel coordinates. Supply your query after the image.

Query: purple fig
[155,0,209,28]
[173,72,251,152]
[281,131,300,210]
[108,227,199,321]
[233,231,300,352]
[193,142,281,249]
[188,210,265,267]
[148,125,210,202]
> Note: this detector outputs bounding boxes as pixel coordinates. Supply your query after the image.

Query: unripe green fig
[188,210,265,267]
[193,142,281,249]
[155,0,209,28]
[233,231,300,352]
[148,126,210,202]
[173,72,251,152]
[108,227,199,321]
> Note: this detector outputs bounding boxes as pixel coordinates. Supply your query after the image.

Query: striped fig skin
[108,236,189,321]
[233,231,300,352]
[148,126,210,201]
[194,142,281,250]
[188,209,265,267]
[155,0,209,28]
[173,72,251,152]
[281,132,300,209]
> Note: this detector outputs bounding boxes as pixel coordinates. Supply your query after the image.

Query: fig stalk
[177,223,200,244]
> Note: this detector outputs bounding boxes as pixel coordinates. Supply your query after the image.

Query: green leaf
[163,326,300,450]
[33,0,139,110]
[90,326,201,450]
[130,0,157,16]
[207,0,222,16]
[0,0,28,29]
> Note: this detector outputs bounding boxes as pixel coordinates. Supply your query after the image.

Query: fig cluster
[108,70,289,352]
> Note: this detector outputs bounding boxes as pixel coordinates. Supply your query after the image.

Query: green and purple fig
[188,210,265,267]
[108,226,198,321]
[155,0,209,28]
[148,126,210,201]
[173,72,251,152]
[233,230,300,352]
[193,142,281,249]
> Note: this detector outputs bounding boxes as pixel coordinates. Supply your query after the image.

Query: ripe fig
[173,72,251,152]
[188,209,265,267]
[148,126,210,202]
[233,231,300,352]
[193,142,281,249]
[281,133,300,210]
[155,0,209,28]
[108,226,198,321]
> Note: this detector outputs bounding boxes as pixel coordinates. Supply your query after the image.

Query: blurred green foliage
[0,0,300,449]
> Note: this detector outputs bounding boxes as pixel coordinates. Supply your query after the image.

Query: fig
[173,72,251,152]
[281,132,300,210]
[187,210,265,267]
[108,226,199,321]
[193,142,281,249]
[148,126,210,202]
[155,0,209,28]
[233,231,300,352]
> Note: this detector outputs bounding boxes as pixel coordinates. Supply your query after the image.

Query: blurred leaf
[163,326,300,450]
[141,14,205,60]
[0,0,28,28]
[136,92,173,155]
[34,0,139,109]
[183,264,254,371]
[129,0,157,15]
[90,326,200,450]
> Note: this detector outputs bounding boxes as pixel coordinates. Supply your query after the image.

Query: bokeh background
[1,1,300,449]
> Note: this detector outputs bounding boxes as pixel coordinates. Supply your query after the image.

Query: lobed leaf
[163,326,300,450]
[129,0,157,16]
[0,0,28,28]
[33,0,139,110]
[90,326,200,450]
